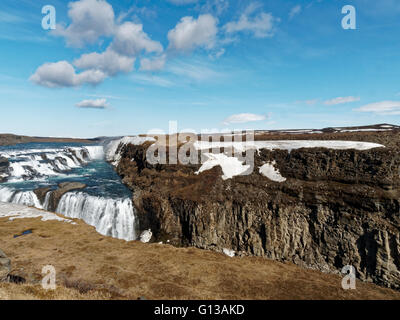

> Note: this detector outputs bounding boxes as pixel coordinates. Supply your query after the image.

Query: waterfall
[56,192,137,241]
[0,146,105,182]
[0,143,138,242]
[43,191,51,210]
[0,186,42,208]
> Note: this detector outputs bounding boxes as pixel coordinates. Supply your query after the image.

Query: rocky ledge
[34,182,86,212]
[111,130,400,290]
[0,157,9,183]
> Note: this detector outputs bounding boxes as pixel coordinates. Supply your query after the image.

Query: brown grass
[0,216,400,300]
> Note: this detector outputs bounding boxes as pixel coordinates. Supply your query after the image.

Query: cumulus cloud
[76,98,109,109]
[111,22,163,56]
[168,14,218,51]
[33,3,163,88]
[74,48,135,76]
[224,3,277,38]
[354,101,400,115]
[30,61,106,88]
[223,113,267,125]
[53,0,115,47]
[140,55,166,71]
[324,96,360,105]
[289,5,302,19]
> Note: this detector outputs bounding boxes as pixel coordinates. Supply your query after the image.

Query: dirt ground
[1,216,400,300]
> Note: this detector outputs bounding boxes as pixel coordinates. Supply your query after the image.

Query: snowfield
[193,140,384,153]
[195,153,250,180]
[259,161,287,183]
[193,140,384,180]
[0,202,74,223]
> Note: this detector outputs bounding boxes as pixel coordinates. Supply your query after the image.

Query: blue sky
[1,0,400,138]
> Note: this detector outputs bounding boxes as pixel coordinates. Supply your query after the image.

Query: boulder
[46,182,86,212]
[33,187,52,205]
[0,249,11,281]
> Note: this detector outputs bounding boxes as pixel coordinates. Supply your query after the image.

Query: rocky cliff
[111,129,400,290]
[34,182,86,212]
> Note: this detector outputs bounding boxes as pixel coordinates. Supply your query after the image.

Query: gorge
[1,125,400,292]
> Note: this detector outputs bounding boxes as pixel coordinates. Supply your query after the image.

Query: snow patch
[0,202,74,224]
[140,229,152,243]
[339,129,391,133]
[223,248,235,257]
[194,140,384,153]
[259,161,287,183]
[104,136,156,166]
[195,153,250,180]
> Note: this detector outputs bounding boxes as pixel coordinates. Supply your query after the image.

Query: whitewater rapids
[0,143,138,241]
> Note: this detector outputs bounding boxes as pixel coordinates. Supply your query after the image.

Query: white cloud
[168,14,218,51]
[76,98,109,109]
[324,96,360,105]
[131,74,174,87]
[354,101,400,115]
[53,0,115,47]
[111,22,163,56]
[167,60,222,81]
[224,3,277,38]
[30,61,106,88]
[140,55,166,71]
[74,48,135,76]
[289,5,302,19]
[209,48,226,59]
[166,0,197,5]
[34,10,163,88]
[223,113,267,125]
[300,99,319,106]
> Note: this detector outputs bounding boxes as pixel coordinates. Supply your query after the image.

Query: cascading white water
[43,191,51,210]
[0,142,140,242]
[0,146,105,181]
[56,192,137,241]
[0,186,42,208]
[84,146,105,161]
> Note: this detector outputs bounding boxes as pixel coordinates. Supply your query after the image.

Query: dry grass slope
[0,215,400,300]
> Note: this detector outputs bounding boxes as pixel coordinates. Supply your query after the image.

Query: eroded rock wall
[114,139,400,289]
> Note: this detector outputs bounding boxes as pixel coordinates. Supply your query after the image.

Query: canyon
[110,125,400,290]
[1,124,400,298]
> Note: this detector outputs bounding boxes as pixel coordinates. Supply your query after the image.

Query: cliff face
[113,132,400,290]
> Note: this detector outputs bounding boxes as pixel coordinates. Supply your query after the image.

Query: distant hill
[0,134,99,146]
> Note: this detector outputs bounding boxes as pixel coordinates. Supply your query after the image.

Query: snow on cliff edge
[104,136,156,166]
[193,140,384,153]
[0,202,74,223]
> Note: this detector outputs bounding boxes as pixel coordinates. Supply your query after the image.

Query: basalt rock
[33,187,52,205]
[37,182,86,212]
[112,131,400,290]
[0,157,9,182]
